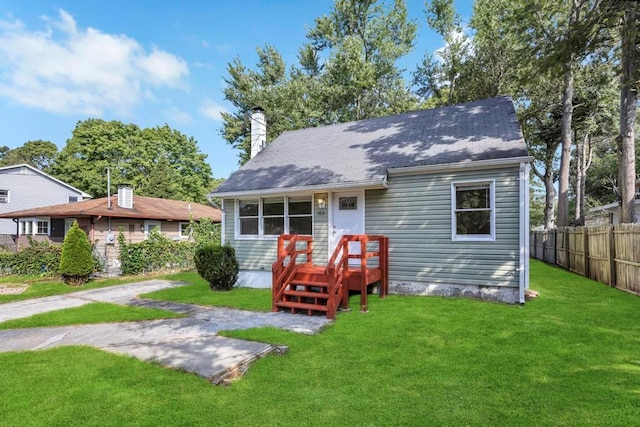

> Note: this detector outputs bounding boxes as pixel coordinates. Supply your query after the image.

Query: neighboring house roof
[212,96,530,197]
[0,195,221,222]
[0,164,92,199]
[590,199,640,213]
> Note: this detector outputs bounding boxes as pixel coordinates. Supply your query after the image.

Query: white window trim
[144,220,161,235]
[451,179,495,242]
[19,217,50,236]
[0,189,9,203]
[179,221,191,239]
[235,195,315,240]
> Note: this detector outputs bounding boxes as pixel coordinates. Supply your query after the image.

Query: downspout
[13,218,19,251]
[220,199,226,245]
[518,162,530,304]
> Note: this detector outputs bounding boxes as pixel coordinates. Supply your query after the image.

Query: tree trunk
[575,133,594,226]
[557,64,574,227]
[544,166,557,230]
[533,161,556,230]
[617,5,638,224]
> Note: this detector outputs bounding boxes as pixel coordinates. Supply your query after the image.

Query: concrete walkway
[0,280,331,384]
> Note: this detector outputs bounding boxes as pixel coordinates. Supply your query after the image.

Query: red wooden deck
[271,234,388,319]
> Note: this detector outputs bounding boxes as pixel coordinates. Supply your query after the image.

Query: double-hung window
[237,196,313,238]
[36,219,49,235]
[452,181,495,241]
[0,190,9,203]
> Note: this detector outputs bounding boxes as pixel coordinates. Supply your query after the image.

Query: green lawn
[0,272,188,304]
[0,302,183,330]
[143,271,272,311]
[1,260,639,425]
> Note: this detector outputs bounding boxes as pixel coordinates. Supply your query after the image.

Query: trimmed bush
[59,221,94,286]
[194,244,239,291]
[0,239,62,277]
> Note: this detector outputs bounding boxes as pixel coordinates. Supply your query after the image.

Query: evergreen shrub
[194,244,238,291]
[59,221,94,285]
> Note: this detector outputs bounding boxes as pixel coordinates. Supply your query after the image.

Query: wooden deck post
[360,237,368,313]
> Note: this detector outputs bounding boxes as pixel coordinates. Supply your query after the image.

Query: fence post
[564,227,570,271]
[583,227,589,279]
[609,225,617,287]
[533,231,538,260]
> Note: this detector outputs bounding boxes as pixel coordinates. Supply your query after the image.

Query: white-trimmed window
[144,220,161,235]
[236,196,313,238]
[36,219,49,235]
[179,222,191,238]
[452,181,495,241]
[0,190,9,203]
[19,218,50,236]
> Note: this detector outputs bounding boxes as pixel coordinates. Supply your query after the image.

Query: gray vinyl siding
[224,194,328,270]
[312,193,329,265]
[223,199,276,270]
[0,167,87,235]
[366,167,521,288]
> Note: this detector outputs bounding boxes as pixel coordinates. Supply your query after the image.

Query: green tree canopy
[221,0,418,164]
[50,119,212,203]
[0,140,58,171]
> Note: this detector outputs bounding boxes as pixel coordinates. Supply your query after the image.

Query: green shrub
[59,221,94,286]
[194,244,238,291]
[117,229,196,275]
[0,239,62,276]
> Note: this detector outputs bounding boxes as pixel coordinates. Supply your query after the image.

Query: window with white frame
[36,219,49,235]
[452,181,495,241]
[263,197,285,235]
[179,222,191,238]
[18,218,50,236]
[19,220,32,235]
[287,197,312,235]
[144,220,161,234]
[0,190,9,203]
[237,196,313,238]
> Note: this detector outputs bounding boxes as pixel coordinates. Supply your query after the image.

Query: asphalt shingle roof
[0,195,221,222]
[213,96,529,196]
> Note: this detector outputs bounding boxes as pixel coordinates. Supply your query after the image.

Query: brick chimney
[250,107,266,159]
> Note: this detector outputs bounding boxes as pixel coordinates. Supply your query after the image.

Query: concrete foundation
[388,280,521,304]
[237,270,272,289]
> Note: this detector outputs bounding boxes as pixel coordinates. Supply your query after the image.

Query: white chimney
[250,107,266,159]
[117,184,133,209]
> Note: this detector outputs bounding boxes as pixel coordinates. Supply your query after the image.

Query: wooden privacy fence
[530,224,640,295]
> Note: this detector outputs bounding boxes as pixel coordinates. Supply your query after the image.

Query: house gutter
[387,156,534,176]
[209,179,387,200]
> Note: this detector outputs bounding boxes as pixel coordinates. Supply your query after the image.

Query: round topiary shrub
[194,244,239,291]
[59,220,94,286]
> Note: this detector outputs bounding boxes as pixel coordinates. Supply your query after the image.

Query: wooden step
[284,290,330,299]
[275,301,329,312]
[289,280,329,288]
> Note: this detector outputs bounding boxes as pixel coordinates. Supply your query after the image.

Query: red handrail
[271,234,313,312]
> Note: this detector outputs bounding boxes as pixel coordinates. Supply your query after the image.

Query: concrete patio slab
[0,280,332,383]
[0,279,185,323]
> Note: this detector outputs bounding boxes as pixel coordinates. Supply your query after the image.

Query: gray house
[0,164,91,245]
[211,97,532,304]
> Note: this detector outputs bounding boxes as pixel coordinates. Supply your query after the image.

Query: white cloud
[199,99,227,122]
[164,106,193,124]
[0,9,189,116]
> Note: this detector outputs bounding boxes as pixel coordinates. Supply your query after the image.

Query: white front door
[330,191,365,262]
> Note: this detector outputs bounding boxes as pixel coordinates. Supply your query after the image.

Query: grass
[1,260,639,425]
[142,271,272,311]
[0,271,188,304]
[0,302,183,330]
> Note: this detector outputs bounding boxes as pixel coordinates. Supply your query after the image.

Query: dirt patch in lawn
[0,284,28,295]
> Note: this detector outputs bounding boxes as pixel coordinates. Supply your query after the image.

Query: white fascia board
[388,156,534,177]
[210,179,387,199]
